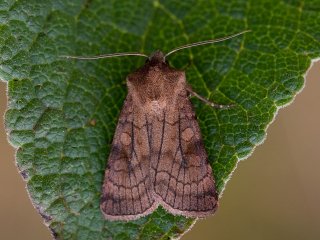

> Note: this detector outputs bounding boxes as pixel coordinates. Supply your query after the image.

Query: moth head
[148,50,166,65]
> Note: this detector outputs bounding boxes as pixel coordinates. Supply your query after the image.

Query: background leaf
[1,0,319,239]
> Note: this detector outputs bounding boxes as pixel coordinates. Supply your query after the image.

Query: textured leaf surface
[1,0,319,239]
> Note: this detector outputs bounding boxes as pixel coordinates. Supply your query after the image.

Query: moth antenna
[165,30,251,58]
[61,52,149,60]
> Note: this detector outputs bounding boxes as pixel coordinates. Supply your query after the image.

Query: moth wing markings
[153,98,218,218]
[100,95,158,221]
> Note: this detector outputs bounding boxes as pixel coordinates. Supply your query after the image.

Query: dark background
[0,62,319,240]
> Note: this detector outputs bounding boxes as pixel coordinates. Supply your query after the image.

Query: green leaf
[1,0,319,239]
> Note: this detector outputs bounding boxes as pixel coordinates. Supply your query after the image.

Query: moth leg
[186,85,235,109]
[180,60,193,71]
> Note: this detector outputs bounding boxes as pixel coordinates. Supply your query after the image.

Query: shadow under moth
[66,30,249,221]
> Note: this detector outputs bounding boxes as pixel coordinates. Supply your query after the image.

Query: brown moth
[65,30,249,221]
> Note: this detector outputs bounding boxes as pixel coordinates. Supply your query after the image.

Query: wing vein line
[130,116,144,212]
[164,146,180,202]
[177,112,186,209]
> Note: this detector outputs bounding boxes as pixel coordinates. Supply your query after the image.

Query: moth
[66,30,249,221]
